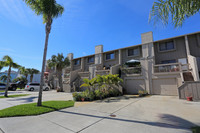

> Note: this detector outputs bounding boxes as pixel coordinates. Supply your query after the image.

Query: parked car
[0,83,6,89]
[0,83,18,91]
[25,83,50,91]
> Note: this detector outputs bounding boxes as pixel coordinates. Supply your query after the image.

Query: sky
[0,0,200,72]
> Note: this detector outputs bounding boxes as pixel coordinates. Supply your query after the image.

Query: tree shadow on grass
[58,110,196,130]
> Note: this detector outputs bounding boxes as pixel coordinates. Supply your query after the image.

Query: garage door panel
[153,78,178,96]
[125,79,145,94]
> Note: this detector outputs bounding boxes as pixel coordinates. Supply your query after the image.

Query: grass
[191,126,200,133]
[0,94,30,98]
[0,100,74,118]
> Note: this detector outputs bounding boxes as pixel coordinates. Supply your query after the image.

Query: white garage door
[152,78,178,96]
[125,79,145,94]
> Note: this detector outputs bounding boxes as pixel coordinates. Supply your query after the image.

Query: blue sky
[0,0,200,72]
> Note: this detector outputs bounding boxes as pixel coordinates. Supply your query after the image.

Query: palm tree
[23,0,64,106]
[19,67,29,80]
[0,75,11,83]
[47,53,70,92]
[149,0,200,27]
[0,56,20,97]
[27,68,40,83]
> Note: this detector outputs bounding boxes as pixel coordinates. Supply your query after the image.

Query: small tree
[0,56,20,97]
[80,78,97,92]
[47,53,70,92]
[27,68,40,83]
[19,67,29,80]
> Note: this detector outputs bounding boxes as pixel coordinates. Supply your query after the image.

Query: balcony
[120,67,142,75]
[154,63,189,73]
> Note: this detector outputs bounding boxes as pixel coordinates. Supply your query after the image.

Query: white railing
[154,63,190,73]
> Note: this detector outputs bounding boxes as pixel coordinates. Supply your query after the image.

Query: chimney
[95,45,103,64]
[95,45,103,54]
[141,31,153,44]
[67,53,73,61]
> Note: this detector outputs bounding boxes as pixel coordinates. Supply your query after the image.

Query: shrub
[138,90,148,97]
[72,88,122,101]
[72,92,81,101]
[95,89,104,100]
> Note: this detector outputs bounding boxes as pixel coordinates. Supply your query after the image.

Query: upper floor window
[74,59,80,65]
[88,56,94,63]
[159,41,175,51]
[106,52,115,60]
[128,48,140,56]
[161,59,176,64]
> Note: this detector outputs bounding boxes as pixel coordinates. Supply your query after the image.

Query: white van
[25,83,50,91]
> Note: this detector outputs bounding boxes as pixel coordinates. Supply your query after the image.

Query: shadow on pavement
[96,95,140,103]
[8,96,38,103]
[58,110,195,130]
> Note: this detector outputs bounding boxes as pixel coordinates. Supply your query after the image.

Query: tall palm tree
[149,0,200,27]
[23,0,64,106]
[27,68,40,83]
[0,56,20,97]
[47,53,70,92]
[19,67,29,80]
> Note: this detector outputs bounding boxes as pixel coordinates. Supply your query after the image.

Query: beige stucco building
[50,31,200,96]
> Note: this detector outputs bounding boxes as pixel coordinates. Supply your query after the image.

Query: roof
[72,31,200,60]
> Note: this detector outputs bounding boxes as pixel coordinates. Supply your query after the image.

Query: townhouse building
[50,31,200,96]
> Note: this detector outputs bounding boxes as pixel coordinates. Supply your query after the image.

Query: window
[88,56,94,63]
[128,48,140,56]
[30,83,40,86]
[74,59,80,65]
[106,53,115,60]
[161,60,176,64]
[159,41,175,51]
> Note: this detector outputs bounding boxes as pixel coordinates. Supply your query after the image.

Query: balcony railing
[154,63,189,73]
[120,67,142,74]
[96,70,110,76]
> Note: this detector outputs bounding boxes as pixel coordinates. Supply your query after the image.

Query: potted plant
[185,91,193,101]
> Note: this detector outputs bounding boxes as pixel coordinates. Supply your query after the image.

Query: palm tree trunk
[4,66,11,97]
[37,20,52,106]
[58,70,63,92]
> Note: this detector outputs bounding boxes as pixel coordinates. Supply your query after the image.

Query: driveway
[0,95,200,133]
[0,90,73,110]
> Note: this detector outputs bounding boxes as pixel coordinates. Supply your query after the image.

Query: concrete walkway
[0,95,200,133]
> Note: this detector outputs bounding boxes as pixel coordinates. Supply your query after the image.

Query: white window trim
[158,39,176,53]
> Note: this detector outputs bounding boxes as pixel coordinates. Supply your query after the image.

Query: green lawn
[191,126,200,133]
[0,94,30,98]
[0,101,74,118]
[0,90,5,92]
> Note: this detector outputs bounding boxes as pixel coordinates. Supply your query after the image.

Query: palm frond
[149,0,200,28]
